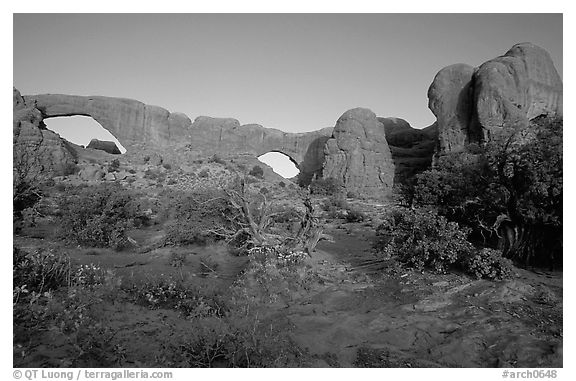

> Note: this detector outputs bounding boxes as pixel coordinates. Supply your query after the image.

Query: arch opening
[44,116,126,154]
[257,151,300,179]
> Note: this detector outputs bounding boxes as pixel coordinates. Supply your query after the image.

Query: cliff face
[20,93,335,181]
[323,108,395,197]
[13,88,77,176]
[427,63,475,153]
[473,43,563,141]
[428,43,562,156]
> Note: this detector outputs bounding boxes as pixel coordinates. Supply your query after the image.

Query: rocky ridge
[428,43,562,156]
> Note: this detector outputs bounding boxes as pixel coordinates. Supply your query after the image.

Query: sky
[12,13,563,177]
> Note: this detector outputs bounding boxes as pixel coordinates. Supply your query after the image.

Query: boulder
[473,42,563,140]
[87,139,121,154]
[427,63,475,154]
[428,43,562,156]
[78,164,105,181]
[104,172,116,181]
[13,87,77,177]
[322,108,395,197]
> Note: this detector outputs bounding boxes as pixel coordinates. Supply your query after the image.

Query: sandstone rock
[78,164,105,181]
[20,93,334,185]
[87,139,121,155]
[322,108,395,197]
[104,172,116,181]
[115,171,129,180]
[473,42,563,140]
[13,88,77,176]
[428,43,562,156]
[147,153,163,166]
[379,117,437,183]
[427,63,475,154]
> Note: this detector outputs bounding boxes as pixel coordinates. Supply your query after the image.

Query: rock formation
[20,92,334,182]
[427,64,475,153]
[379,117,437,183]
[473,43,563,141]
[86,139,121,155]
[323,108,395,196]
[428,43,562,156]
[13,88,77,176]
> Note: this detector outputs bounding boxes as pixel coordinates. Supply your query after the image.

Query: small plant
[278,181,286,188]
[199,256,219,276]
[208,154,226,165]
[259,187,269,195]
[461,248,514,280]
[13,247,72,296]
[249,165,264,179]
[345,208,366,223]
[108,159,120,173]
[169,251,188,268]
[163,163,172,170]
[198,169,210,178]
[309,177,344,196]
[74,264,106,287]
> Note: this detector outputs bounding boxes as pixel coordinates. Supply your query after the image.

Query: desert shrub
[345,208,366,223]
[57,184,148,250]
[158,188,241,247]
[198,169,210,178]
[346,191,359,199]
[108,159,120,173]
[74,264,107,287]
[63,162,80,176]
[461,248,514,280]
[13,180,42,218]
[278,181,286,188]
[168,251,188,268]
[249,165,264,179]
[144,168,166,183]
[309,177,344,196]
[125,276,225,318]
[321,194,348,219]
[259,187,269,195]
[412,117,562,267]
[199,255,219,275]
[173,316,308,367]
[13,247,71,296]
[233,246,314,305]
[162,163,172,170]
[271,205,300,224]
[208,154,226,165]
[374,208,473,273]
[42,178,56,188]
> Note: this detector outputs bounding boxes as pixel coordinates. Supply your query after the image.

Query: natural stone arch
[257,150,301,178]
[43,115,126,154]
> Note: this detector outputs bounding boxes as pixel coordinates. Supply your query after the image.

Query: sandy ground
[13,222,562,368]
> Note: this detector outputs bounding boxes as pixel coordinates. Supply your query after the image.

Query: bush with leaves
[309,177,344,196]
[461,248,513,280]
[158,188,242,247]
[345,208,366,223]
[248,165,264,179]
[13,247,71,299]
[411,117,562,267]
[57,184,148,250]
[374,207,473,273]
